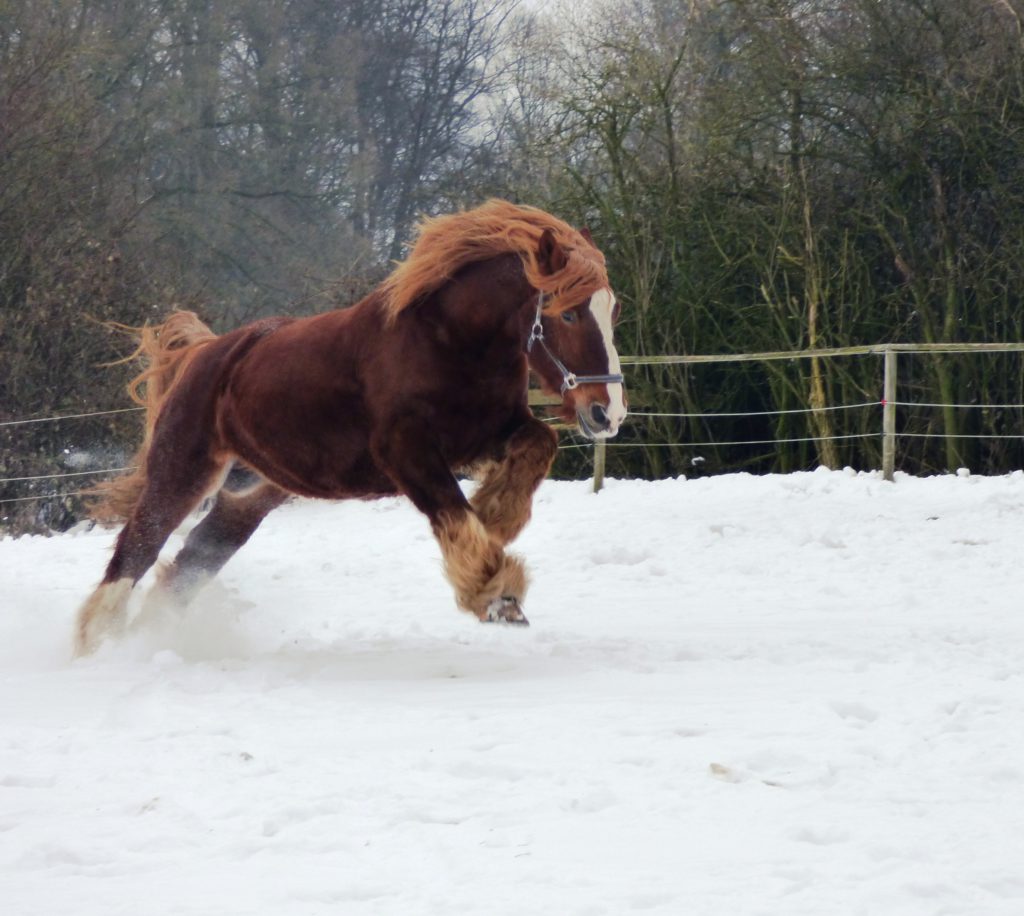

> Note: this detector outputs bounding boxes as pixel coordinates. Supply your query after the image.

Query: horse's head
[527,229,627,440]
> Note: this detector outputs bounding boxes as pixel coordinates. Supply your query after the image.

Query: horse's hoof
[482,596,530,626]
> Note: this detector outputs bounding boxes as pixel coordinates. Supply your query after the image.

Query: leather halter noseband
[526,293,625,395]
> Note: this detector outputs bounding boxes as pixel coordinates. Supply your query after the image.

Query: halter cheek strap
[526,292,625,395]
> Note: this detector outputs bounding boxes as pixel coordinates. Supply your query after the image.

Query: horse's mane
[381,199,608,322]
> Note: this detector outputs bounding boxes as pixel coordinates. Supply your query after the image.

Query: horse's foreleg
[154,480,288,607]
[372,420,530,624]
[432,507,530,623]
[470,419,558,546]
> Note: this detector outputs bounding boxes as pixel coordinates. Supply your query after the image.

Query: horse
[74,199,627,656]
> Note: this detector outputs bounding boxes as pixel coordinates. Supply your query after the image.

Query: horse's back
[210,302,394,498]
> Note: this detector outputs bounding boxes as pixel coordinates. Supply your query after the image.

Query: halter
[526,292,625,395]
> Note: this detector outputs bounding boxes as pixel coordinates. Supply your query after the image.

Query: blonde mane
[381,199,608,322]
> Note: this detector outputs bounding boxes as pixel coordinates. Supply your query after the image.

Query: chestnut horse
[75,200,626,656]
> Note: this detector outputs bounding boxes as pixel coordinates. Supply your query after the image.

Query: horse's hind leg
[150,479,288,609]
[74,455,227,656]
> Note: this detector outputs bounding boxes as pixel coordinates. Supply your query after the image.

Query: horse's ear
[579,227,595,245]
[537,228,568,276]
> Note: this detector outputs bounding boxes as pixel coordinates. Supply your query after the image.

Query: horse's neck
[435,256,532,348]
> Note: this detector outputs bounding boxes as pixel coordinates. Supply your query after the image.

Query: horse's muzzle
[576,402,618,440]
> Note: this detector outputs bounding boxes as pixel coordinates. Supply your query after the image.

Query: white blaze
[587,288,627,435]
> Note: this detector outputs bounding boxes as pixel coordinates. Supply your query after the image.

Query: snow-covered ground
[2,469,1024,915]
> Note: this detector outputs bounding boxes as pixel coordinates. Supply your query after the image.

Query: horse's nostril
[590,403,610,428]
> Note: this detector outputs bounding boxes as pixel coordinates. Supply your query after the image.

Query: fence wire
[0,490,91,508]
[898,431,1024,440]
[560,431,877,451]
[893,401,1024,410]
[0,406,142,428]
[629,401,879,419]
[0,466,137,484]
[5,355,1024,506]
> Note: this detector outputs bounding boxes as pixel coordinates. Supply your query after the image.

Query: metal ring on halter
[526,292,624,394]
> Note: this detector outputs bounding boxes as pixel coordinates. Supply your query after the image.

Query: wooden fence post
[592,440,607,493]
[882,347,897,481]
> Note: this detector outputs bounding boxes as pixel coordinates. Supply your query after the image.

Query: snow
[2,469,1024,915]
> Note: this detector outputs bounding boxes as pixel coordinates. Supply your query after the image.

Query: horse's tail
[89,311,217,523]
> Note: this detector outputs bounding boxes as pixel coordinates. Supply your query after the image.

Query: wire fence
[2,466,137,484]
[5,343,1024,511]
[0,406,141,511]
[0,406,142,428]
[573,344,1024,489]
[0,489,95,507]
[590,401,1024,449]
[626,400,880,419]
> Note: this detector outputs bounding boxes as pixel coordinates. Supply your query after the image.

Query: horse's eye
[611,299,621,324]
[561,310,578,324]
